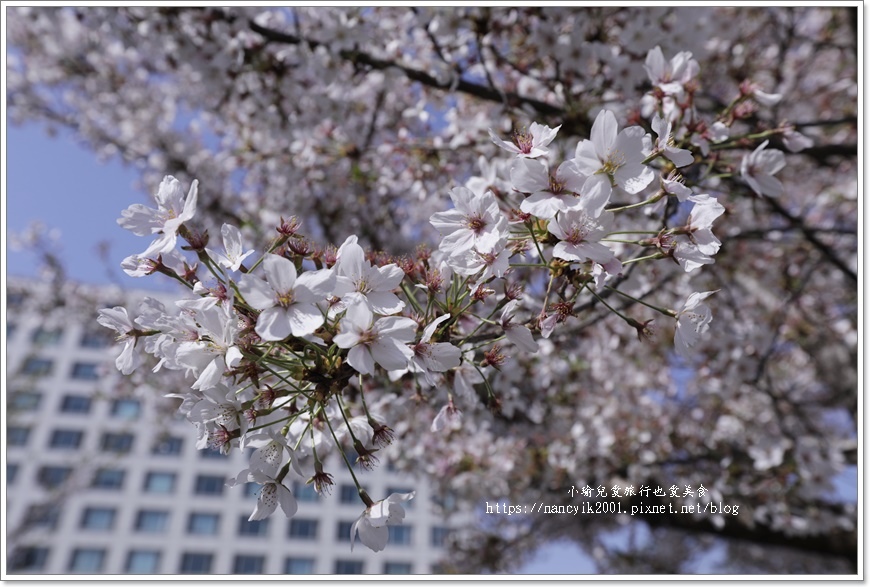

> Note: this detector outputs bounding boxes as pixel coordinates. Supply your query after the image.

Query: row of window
[12,465,289,495]
[19,501,446,545]
[7,324,114,349]
[14,460,411,504]
[15,358,102,380]
[22,466,228,494]
[10,429,235,463]
[9,429,137,452]
[11,547,419,574]
[9,392,141,417]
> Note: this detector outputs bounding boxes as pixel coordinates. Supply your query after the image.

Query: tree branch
[247,20,582,130]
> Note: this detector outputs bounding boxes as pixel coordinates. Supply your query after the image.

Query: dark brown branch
[759,192,858,283]
[248,20,579,129]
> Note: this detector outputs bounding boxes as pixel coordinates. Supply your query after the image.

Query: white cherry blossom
[674,290,718,357]
[511,158,610,220]
[350,491,416,552]
[117,175,198,257]
[174,305,243,391]
[488,122,560,158]
[548,208,616,266]
[644,45,699,95]
[500,300,538,353]
[238,254,336,341]
[333,302,417,374]
[207,223,255,272]
[393,314,462,384]
[333,236,405,315]
[572,110,654,194]
[97,306,140,375]
[741,140,786,197]
[651,114,694,168]
[430,187,508,257]
[673,196,725,273]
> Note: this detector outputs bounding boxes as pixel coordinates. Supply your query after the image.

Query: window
[238,515,269,537]
[111,398,141,419]
[243,483,260,499]
[126,550,161,574]
[21,357,53,376]
[135,510,169,533]
[194,474,224,496]
[285,557,315,574]
[431,526,450,548]
[71,362,100,380]
[388,525,412,546]
[179,552,213,574]
[9,426,30,446]
[432,489,458,511]
[144,471,176,494]
[10,547,49,572]
[49,429,84,449]
[334,560,364,574]
[69,548,106,573]
[387,486,414,509]
[60,394,92,414]
[292,480,320,502]
[233,555,265,574]
[152,436,183,456]
[187,512,220,535]
[288,518,318,540]
[337,521,354,542]
[92,468,125,490]
[7,322,18,338]
[80,328,113,349]
[199,447,229,459]
[37,466,71,489]
[384,562,413,574]
[81,507,116,531]
[339,484,358,504]
[101,432,134,453]
[31,327,63,345]
[10,391,42,411]
[8,463,20,484]
[24,504,61,530]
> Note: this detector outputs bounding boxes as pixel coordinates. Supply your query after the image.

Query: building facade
[5,281,456,575]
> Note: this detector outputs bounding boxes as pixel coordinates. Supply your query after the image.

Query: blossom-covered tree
[7,6,858,573]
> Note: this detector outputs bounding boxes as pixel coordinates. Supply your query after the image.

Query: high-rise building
[5,279,457,575]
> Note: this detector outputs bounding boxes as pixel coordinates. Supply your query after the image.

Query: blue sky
[6,124,167,291]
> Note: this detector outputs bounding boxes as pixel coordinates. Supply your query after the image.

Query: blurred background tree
[6,6,858,573]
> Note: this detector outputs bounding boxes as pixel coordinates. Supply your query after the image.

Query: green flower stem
[710,128,782,151]
[607,189,666,213]
[401,282,425,315]
[601,238,645,245]
[246,413,296,434]
[323,402,366,498]
[604,286,677,318]
[526,220,547,263]
[622,253,666,265]
[583,282,634,325]
[641,148,664,165]
[539,271,556,320]
[606,230,660,235]
[458,306,503,347]
[246,235,290,274]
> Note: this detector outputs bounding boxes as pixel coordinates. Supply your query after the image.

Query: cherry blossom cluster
[94,44,802,554]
